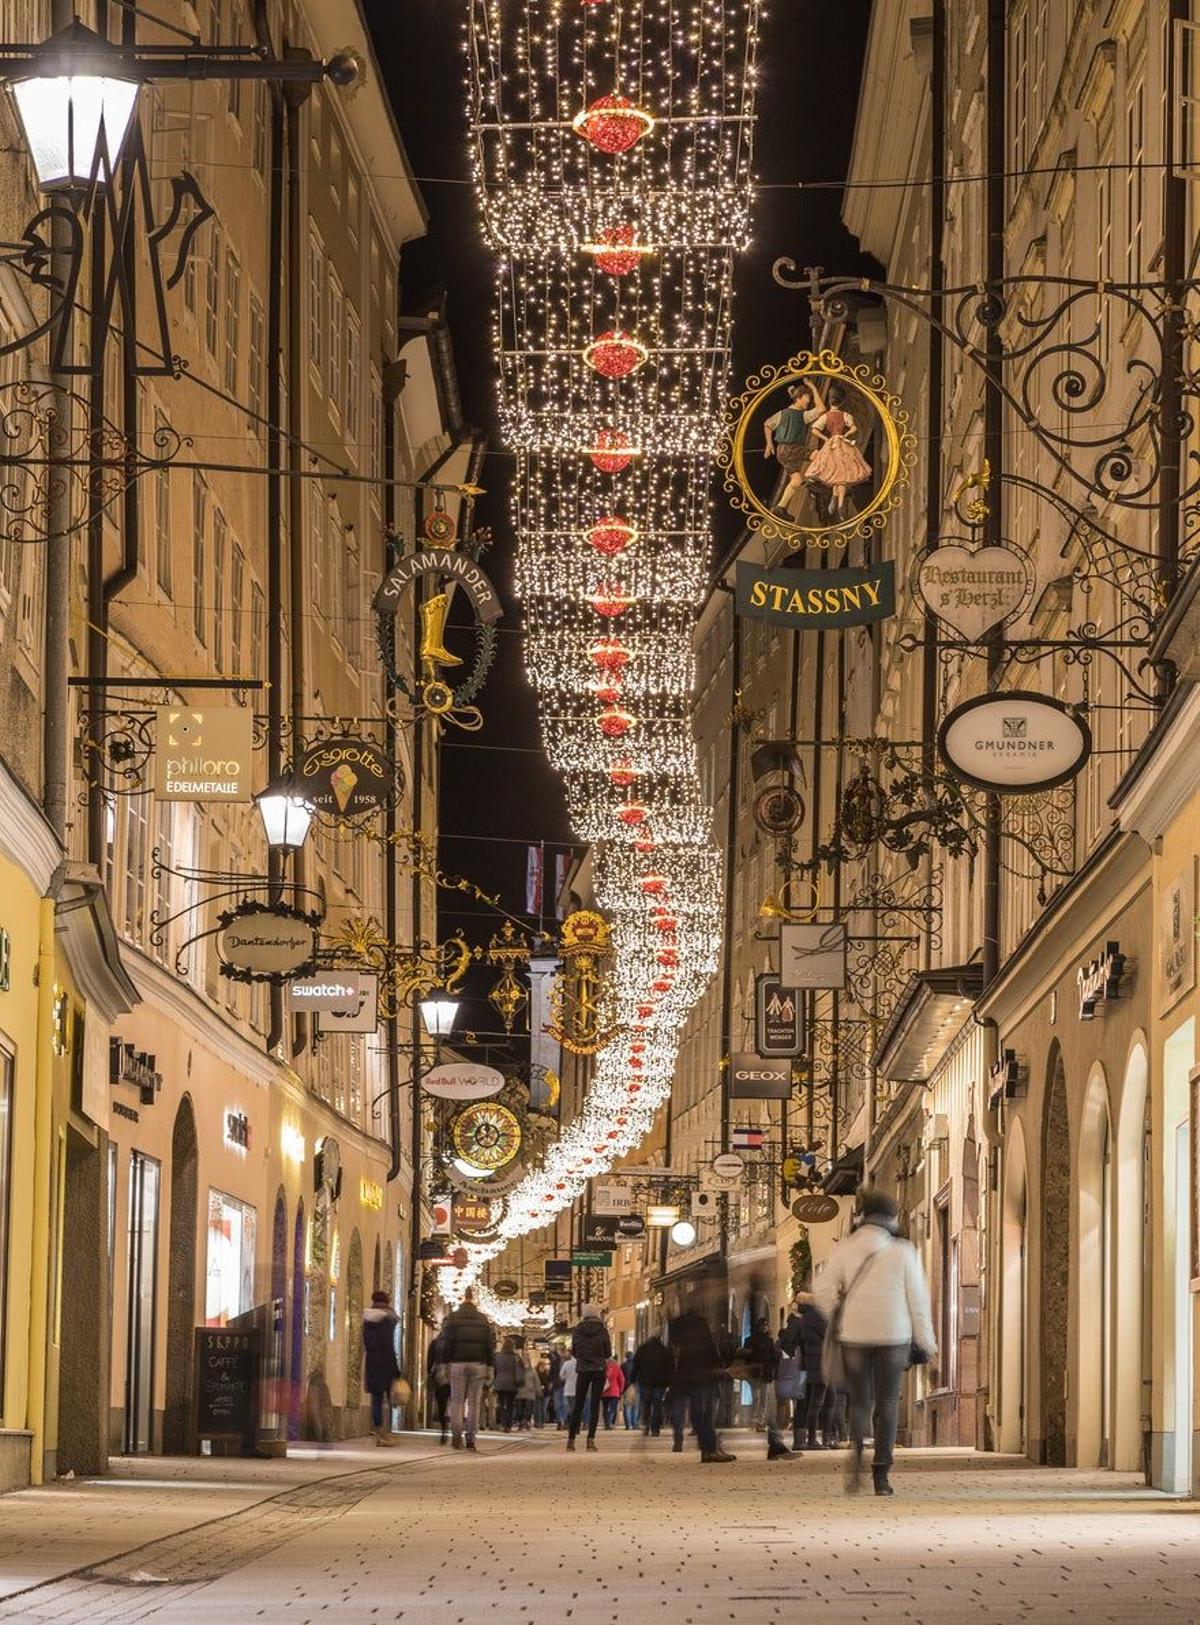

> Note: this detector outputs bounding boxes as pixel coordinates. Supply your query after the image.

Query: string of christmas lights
[449,0,762,1316]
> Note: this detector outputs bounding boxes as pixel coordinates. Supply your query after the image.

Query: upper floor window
[307,223,324,373]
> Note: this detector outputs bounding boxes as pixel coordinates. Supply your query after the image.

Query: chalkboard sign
[193,1327,259,1451]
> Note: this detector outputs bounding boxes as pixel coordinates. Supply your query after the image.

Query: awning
[823,1145,864,1195]
[54,861,140,1022]
[870,964,983,1084]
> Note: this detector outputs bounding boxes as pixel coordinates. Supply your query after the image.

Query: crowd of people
[362,1189,936,1495]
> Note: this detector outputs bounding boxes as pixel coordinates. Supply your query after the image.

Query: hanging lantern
[595,681,623,706]
[584,329,648,379]
[589,637,630,676]
[587,516,637,557]
[590,581,634,619]
[639,873,667,896]
[608,759,636,788]
[597,705,635,739]
[586,428,636,473]
[616,801,648,827]
[572,93,655,155]
[584,222,644,277]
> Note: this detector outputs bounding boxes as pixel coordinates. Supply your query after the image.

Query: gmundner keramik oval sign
[938,691,1091,795]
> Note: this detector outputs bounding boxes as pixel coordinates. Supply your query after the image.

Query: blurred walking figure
[567,1305,611,1452]
[631,1332,673,1436]
[493,1337,522,1432]
[816,1189,936,1496]
[441,1289,496,1452]
[426,1322,452,1444]
[739,1315,794,1460]
[782,1293,835,1449]
[550,1348,568,1428]
[620,1352,640,1429]
[669,1305,735,1464]
[518,1354,541,1429]
[602,1356,625,1429]
[362,1290,401,1447]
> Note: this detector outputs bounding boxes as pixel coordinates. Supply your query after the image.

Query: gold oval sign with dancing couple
[720,350,915,547]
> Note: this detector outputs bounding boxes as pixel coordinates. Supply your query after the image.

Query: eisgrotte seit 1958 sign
[937,691,1091,795]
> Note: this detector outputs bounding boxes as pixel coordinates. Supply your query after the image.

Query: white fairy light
[448,0,761,1319]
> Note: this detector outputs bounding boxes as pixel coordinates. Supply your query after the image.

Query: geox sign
[728,1054,791,1100]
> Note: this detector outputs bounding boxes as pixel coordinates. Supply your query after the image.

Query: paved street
[0,1432,1195,1624]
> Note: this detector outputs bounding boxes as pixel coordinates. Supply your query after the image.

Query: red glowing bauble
[634,837,656,853]
[629,1054,644,1069]
[584,328,647,379]
[652,977,674,994]
[588,427,634,473]
[616,801,648,826]
[652,912,678,933]
[594,222,641,277]
[597,704,635,739]
[588,516,636,557]
[573,93,654,155]
[609,759,636,788]
[637,1003,655,1019]
[628,1083,642,1093]
[596,682,623,707]
[590,580,633,619]
[589,637,629,675]
[640,873,667,895]
[658,949,679,968]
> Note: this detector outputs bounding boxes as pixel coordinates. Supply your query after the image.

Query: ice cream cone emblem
[330,761,358,812]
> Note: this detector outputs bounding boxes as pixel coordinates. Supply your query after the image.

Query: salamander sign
[735,560,895,630]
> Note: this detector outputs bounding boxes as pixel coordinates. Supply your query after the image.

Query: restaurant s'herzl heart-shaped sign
[916,544,1032,642]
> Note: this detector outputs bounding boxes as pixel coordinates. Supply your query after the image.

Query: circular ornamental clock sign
[938,691,1091,795]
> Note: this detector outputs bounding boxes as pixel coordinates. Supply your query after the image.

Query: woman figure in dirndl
[804,383,872,515]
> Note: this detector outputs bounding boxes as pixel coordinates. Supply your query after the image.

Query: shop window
[205,1188,257,1326]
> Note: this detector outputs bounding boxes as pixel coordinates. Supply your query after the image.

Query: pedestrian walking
[362,1290,402,1447]
[549,1348,567,1428]
[620,1352,640,1429]
[782,1293,835,1448]
[602,1356,625,1429]
[630,1332,673,1436]
[566,1305,611,1452]
[560,1351,578,1429]
[815,1188,936,1496]
[426,1323,452,1444]
[440,1289,496,1452]
[738,1318,793,1460]
[492,1336,522,1432]
[519,1353,541,1429]
[668,1305,735,1464]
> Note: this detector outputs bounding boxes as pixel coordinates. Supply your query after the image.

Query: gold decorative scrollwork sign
[719,349,915,548]
[545,909,619,1056]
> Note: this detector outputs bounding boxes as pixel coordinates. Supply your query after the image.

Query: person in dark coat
[566,1304,612,1451]
[440,1289,496,1450]
[740,1316,792,1460]
[782,1294,836,1448]
[362,1290,401,1446]
[493,1336,523,1432]
[426,1325,452,1444]
[631,1332,673,1436]
[669,1308,735,1463]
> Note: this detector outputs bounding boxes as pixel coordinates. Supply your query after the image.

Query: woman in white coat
[815,1188,936,1497]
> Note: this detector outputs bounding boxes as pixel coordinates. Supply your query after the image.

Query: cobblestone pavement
[1,1431,1197,1623]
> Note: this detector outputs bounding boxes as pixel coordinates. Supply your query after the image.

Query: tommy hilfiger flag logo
[732,1126,765,1152]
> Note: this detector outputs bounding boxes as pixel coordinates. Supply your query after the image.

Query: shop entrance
[123,1150,161,1453]
[1163,1021,1194,1493]
[163,1098,197,1454]
[1040,1047,1070,1465]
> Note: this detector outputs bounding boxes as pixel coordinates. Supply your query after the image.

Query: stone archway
[373,1236,382,1295]
[163,1096,198,1454]
[1000,1118,1028,1456]
[288,1199,305,1440]
[267,1192,287,1437]
[1040,1046,1070,1466]
[1113,1040,1149,1472]
[1076,1065,1112,1468]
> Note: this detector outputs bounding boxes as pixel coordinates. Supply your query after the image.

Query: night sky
[362,1,876,1054]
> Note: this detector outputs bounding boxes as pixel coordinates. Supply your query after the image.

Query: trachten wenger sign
[155,707,253,802]
[915,543,1033,641]
[374,547,503,624]
[756,974,803,1056]
[735,560,895,630]
[1078,941,1126,1020]
[421,1061,505,1101]
[938,691,1091,794]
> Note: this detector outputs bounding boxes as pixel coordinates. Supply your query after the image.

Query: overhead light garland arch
[451,0,762,1313]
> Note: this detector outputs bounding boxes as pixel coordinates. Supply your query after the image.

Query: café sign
[938,691,1091,794]
[154,706,253,802]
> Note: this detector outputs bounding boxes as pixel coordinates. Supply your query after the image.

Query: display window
[205,1188,257,1325]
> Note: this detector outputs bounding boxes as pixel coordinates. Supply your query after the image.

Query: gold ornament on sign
[719,349,915,548]
[451,1101,523,1172]
[758,877,822,924]
[545,909,619,1056]
[485,919,531,1033]
[952,460,991,526]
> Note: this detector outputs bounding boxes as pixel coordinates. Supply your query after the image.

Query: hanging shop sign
[442,1154,528,1196]
[571,1248,614,1269]
[1160,863,1197,1016]
[729,1053,791,1100]
[431,1195,452,1235]
[617,1214,647,1238]
[373,539,502,722]
[753,784,805,838]
[492,1278,519,1299]
[314,1136,343,1202]
[545,1259,573,1283]
[452,1195,495,1234]
[316,973,380,1035]
[711,1151,745,1182]
[293,736,393,821]
[735,560,895,630]
[780,921,847,990]
[287,971,377,1015]
[582,1212,621,1246]
[691,1189,720,1219]
[451,1101,523,1173]
[791,1193,839,1223]
[732,1126,766,1152]
[591,1181,635,1217]
[154,706,254,802]
[1077,941,1127,1020]
[421,1060,505,1101]
[755,974,803,1057]
[914,542,1034,642]
[218,902,319,984]
[544,910,618,1056]
[938,691,1092,795]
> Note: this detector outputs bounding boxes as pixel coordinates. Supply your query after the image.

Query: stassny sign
[736,560,896,630]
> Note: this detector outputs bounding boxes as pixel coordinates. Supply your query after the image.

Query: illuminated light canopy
[587,517,638,556]
[572,93,655,155]
[583,329,649,379]
[584,223,649,276]
[585,428,638,473]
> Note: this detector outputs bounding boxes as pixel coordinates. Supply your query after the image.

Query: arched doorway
[163,1096,198,1454]
[345,1230,364,1425]
[1076,1066,1113,1468]
[1040,1046,1070,1465]
[373,1236,382,1294]
[288,1199,305,1440]
[1000,1119,1028,1455]
[266,1192,287,1438]
[1113,1040,1149,1472]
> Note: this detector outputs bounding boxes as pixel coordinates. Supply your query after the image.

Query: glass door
[124,1151,160,1453]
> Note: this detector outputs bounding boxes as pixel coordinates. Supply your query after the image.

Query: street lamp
[10,22,140,191]
[255,780,314,855]
[419,994,460,1038]
[669,1218,697,1247]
